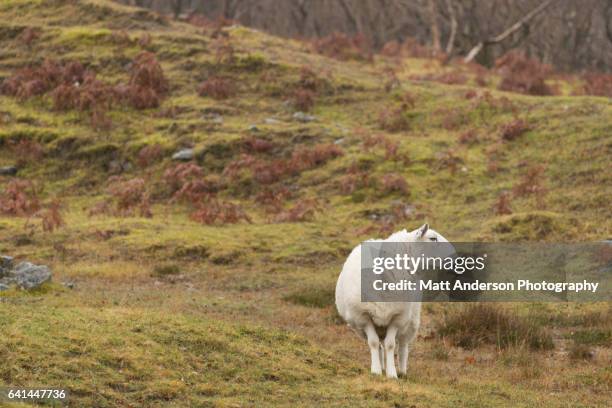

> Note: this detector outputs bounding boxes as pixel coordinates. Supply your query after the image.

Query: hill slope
[0,1,610,407]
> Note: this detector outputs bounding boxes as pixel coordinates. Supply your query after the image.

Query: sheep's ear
[416,223,429,238]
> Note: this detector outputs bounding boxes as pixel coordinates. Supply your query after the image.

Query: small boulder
[248,125,260,132]
[0,255,13,278]
[12,262,52,290]
[264,117,280,125]
[0,283,9,291]
[0,166,18,176]
[293,112,315,123]
[172,148,194,161]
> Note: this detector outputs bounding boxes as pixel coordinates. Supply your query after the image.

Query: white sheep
[335,224,452,378]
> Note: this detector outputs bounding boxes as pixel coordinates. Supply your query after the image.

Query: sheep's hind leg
[364,322,382,375]
[398,336,409,377]
[384,325,399,379]
[379,344,385,372]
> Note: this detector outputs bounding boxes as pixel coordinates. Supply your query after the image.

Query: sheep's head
[411,224,457,271]
[413,223,450,243]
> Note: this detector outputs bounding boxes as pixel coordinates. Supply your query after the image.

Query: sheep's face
[412,223,450,243]
[411,224,457,265]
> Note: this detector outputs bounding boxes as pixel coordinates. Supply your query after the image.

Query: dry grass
[436,304,554,350]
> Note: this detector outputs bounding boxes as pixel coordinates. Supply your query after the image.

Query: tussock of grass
[437,304,554,350]
[283,286,334,308]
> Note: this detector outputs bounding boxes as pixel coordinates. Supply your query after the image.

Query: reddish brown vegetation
[581,72,612,97]
[187,14,234,38]
[137,144,163,168]
[19,27,40,47]
[162,163,248,224]
[500,119,531,141]
[274,198,321,223]
[312,32,372,61]
[513,165,547,200]
[513,164,547,209]
[413,71,467,85]
[197,76,236,99]
[494,192,513,215]
[0,179,40,216]
[121,51,168,109]
[383,68,400,92]
[378,104,411,132]
[9,139,44,166]
[91,177,152,217]
[440,109,468,130]
[291,88,315,112]
[39,199,65,232]
[290,144,343,171]
[458,129,478,145]
[190,199,251,225]
[380,37,433,59]
[255,187,291,212]
[361,132,402,161]
[243,137,274,153]
[436,149,463,174]
[495,51,554,96]
[379,173,409,194]
[338,163,370,194]
[1,53,168,129]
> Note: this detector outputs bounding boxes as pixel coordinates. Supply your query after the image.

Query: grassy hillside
[0,0,610,407]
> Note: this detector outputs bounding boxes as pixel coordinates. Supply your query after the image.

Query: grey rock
[248,125,260,132]
[172,148,194,161]
[12,262,52,290]
[0,166,18,176]
[293,112,316,123]
[334,138,345,145]
[1,255,13,269]
[264,117,280,125]
[0,283,9,291]
[0,255,13,278]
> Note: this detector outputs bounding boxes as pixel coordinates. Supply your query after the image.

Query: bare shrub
[197,76,236,99]
[99,177,152,217]
[435,149,463,174]
[255,186,291,212]
[190,199,250,225]
[458,129,478,145]
[513,165,547,208]
[312,32,372,61]
[379,173,408,194]
[581,72,612,97]
[9,139,44,166]
[413,71,467,85]
[163,162,204,194]
[243,136,274,153]
[291,88,315,112]
[19,27,40,47]
[338,163,370,194]
[494,191,513,215]
[290,143,344,172]
[38,198,64,232]
[137,144,163,168]
[378,104,411,132]
[495,51,554,96]
[274,198,321,222]
[0,179,40,216]
[500,118,531,141]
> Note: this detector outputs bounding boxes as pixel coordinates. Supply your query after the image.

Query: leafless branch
[464,0,556,63]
